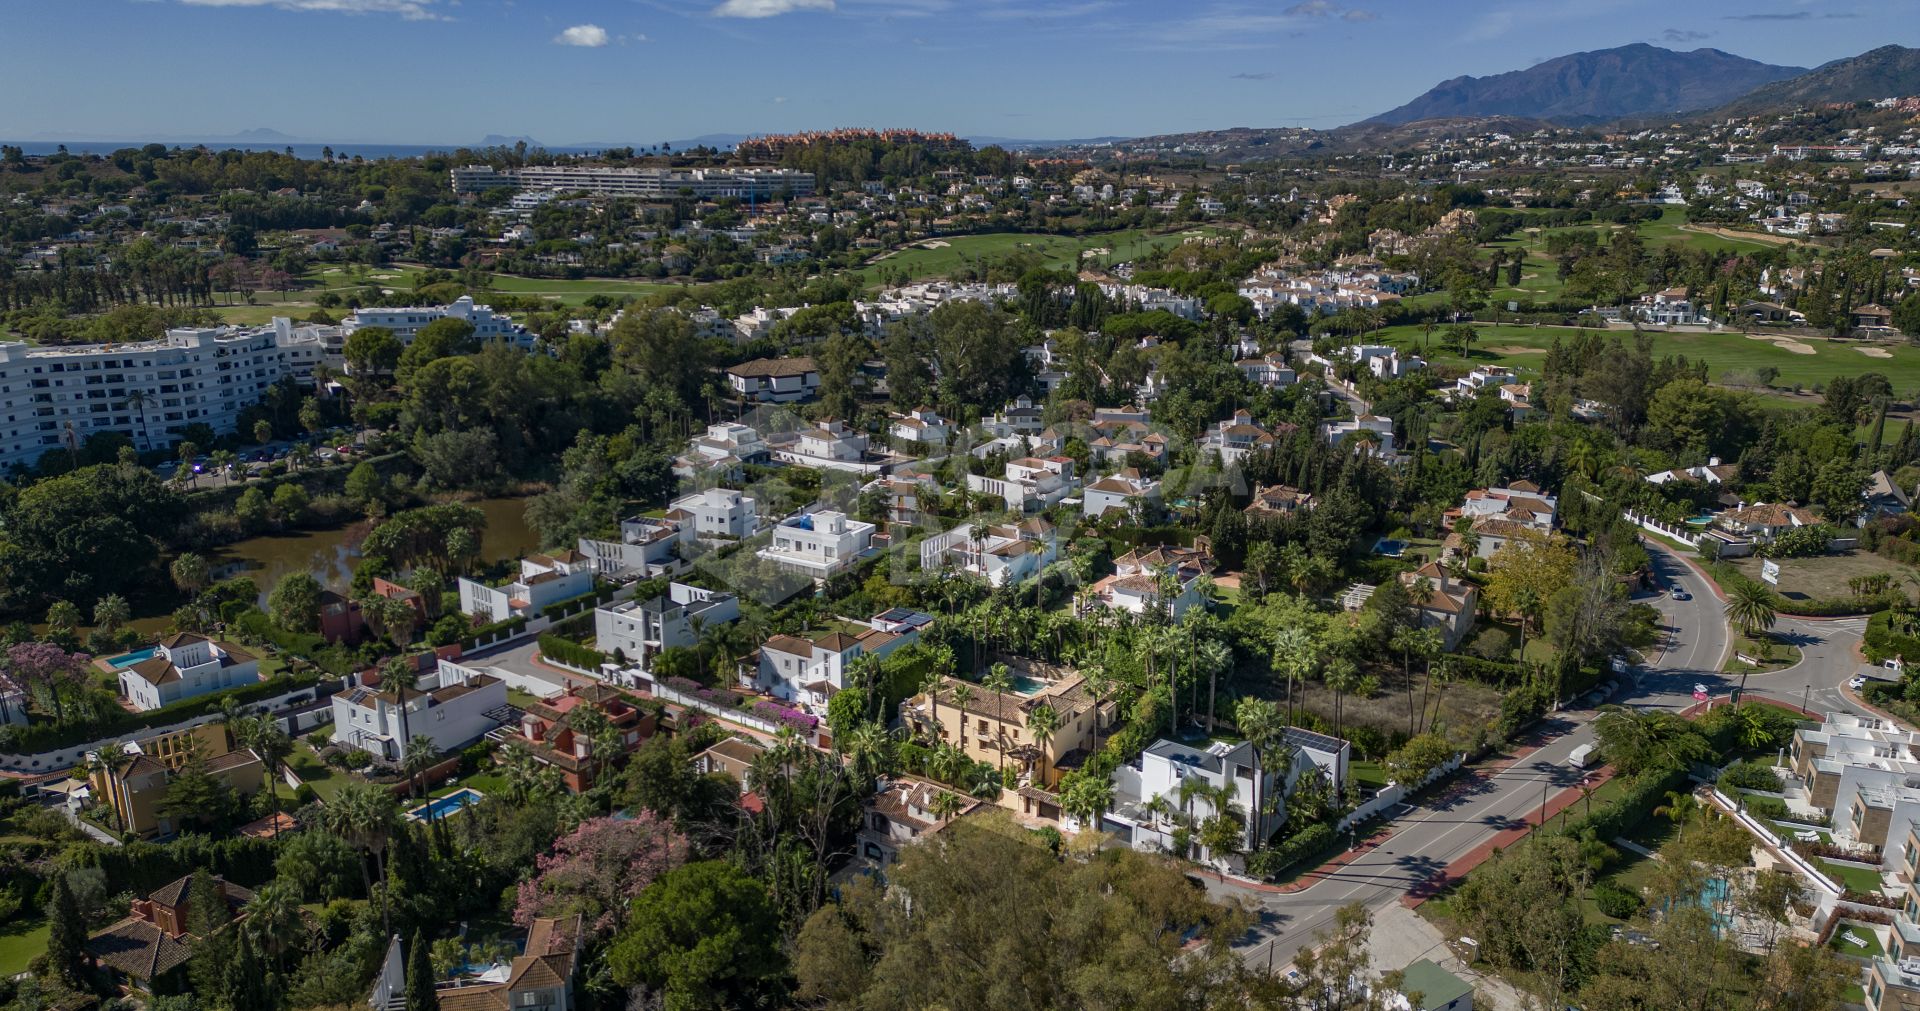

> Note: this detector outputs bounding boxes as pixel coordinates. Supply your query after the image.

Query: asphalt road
[1223,540,1732,970]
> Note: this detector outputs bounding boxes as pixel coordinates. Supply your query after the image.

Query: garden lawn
[1350,760,1389,792]
[1371,323,1920,392]
[1722,552,1913,605]
[1815,857,1886,895]
[1723,634,1801,674]
[287,741,346,802]
[1828,921,1886,959]
[0,920,49,976]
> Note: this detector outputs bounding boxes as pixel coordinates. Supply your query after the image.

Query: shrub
[1249,822,1337,880]
[1593,881,1642,919]
[1740,794,1790,821]
[750,700,819,733]
[1718,760,1783,793]
[537,634,606,671]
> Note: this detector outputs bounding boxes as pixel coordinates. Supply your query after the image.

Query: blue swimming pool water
[409,787,484,821]
[103,646,158,670]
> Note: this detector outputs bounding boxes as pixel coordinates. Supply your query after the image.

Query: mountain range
[1717,44,1920,114]
[1366,44,1804,126]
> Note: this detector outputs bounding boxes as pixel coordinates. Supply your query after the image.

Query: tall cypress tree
[405,930,437,1011]
[44,873,85,985]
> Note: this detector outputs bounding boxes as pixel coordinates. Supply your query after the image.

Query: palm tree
[499,741,545,803]
[1234,697,1288,851]
[401,740,440,803]
[842,721,892,786]
[1324,656,1360,741]
[1274,626,1318,726]
[1199,780,1247,861]
[1024,702,1061,780]
[121,389,156,453]
[928,790,969,822]
[322,780,401,936]
[170,553,210,599]
[1060,771,1113,830]
[240,717,294,839]
[1394,627,1442,737]
[244,878,305,964]
[380,657,421,774]
[89,742,135,831]
[983,664,1015,772]
[1654,789,1699,836]
[1725,579,1778,699]
[92,594,132,636]
[1195,637,1231,733]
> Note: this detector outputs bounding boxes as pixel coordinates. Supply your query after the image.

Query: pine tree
[44,873,85,985]
[405,930,438,1011]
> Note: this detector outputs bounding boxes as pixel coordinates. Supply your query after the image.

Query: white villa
[742,610,928,711]
[725,357,819,403]
[1323,415,1396,456]
[669,487,760,540]
[596,583,739,674]
[118,634,261,712]
[330,658,508,765]
[675,422,769,479]
[919,519,1058,587]
[1083,468,1162,519]
[1104,729,1350,859]
[457,551,595,622]
[758,510,878,579]
[1199,410,1292,467]
[1084,544,1214,620]
[771,420,879,472]
[967,456,1076,512]
[889,407,951,447]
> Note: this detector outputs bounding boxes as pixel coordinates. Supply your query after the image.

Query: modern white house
[982,395,1044,437]
[342,296,533,349]
[918,519,1058,587]
[742,611,925,711]
[596,583,739,672]
[1234,353,1297,390]
[1453,365,1517,400]
[726,357,819,403]
[757,510,878,579]
[1104,728,1350,859]
[668,487,760,540]
[579,514,692,578]
[888,407,951,447]
[1323,414,1396,456]
[967,456,1075,512]
[457,551,596,622]
[0,318,332,470]
[1199,410,1293,467]
[117,634,262,712]
[330,659,508,765]
[1083,468,1162,519]
[770,419,878,472]
[675,422,769,479]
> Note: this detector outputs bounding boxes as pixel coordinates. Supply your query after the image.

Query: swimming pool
[103,646,158,670]
[408,787,485,821]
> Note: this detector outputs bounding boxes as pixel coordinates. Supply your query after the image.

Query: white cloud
[553,23,609,46]
[175,0,441,19]
[712,0,834,17]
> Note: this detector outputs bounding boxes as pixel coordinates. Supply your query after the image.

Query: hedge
[462,615,529,650]
[1594,881,1643,919]
[1248,822,1336,880]
[0,671,326,755]
[1557,764,1690,844]
[538,634,607,671]
[1865,610,1920,664]
[539,584,622,621]
[1718,761,1783,793]
[1741,794,1791,821]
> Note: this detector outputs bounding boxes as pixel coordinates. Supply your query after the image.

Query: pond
[213,497,542,604]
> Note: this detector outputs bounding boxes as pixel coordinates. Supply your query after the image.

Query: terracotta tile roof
[87,917,192,981]
[762,634,815,657]
[727,356,817,378]
[159,633,207,648]
[125,657,180,686]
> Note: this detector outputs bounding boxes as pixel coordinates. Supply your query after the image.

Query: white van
[1568,744,1595,769]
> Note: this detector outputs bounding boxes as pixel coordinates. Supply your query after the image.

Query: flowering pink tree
[7,642,91,725]
[513,813,690,938]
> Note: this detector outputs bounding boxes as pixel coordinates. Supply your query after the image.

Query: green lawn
[286,741,347,802]
[1828,920,1886,958]
[1724,634,1802,674]
[1816,857,1886,895]
[1373,323,1920,392]
[0,919,49,976]
[1350,760,1389,792]
[865,226,1226,282]
[1481,209,1791,305]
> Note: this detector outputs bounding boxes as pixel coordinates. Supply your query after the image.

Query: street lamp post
[1802,684,1811,714]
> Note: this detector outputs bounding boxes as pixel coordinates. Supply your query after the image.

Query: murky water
[212,497,541,603]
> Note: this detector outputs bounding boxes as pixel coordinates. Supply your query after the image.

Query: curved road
[1225,540,1733,969]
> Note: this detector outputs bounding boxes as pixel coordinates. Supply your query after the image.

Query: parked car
[335,445,353,455]
[1850,675,1869,690]
[1670,588,1690,601]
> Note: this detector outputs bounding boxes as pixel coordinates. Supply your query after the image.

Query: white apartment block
[578,514,692,579]
[668,487,760,539]
[450,164,816,200]
[342,296,532,349]
[0,318,329,470]
[596,583,739,672]
[331,659,507,765]
[757,510,877,579]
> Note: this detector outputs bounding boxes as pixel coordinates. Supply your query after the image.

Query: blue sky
[1,0,1909,145]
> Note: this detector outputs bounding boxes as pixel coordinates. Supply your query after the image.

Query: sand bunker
[1775,340,1816,354]
[1486,345,1547,355]
[918,240,951,249]
[1856,347,1894,359]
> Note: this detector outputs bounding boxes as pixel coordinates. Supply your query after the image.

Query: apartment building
[342,295,531,349]
[450,164,815,199]
[0,318,330,470]
[330,659,508,764]
[918,519,1058,587]
[457,550,595,622]
[596,582,739,671]
[117,633,261,713]
[757,510,877,579]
